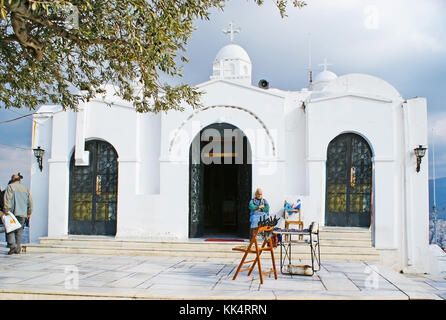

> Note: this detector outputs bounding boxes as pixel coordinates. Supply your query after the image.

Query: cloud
[0,146,31,190]
[183,0,446,90]
[427,114,446,179]
[429,115,446,145]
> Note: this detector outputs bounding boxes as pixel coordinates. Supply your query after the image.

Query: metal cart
[273,222,321,276]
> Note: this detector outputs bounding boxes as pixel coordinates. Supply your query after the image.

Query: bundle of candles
[258,216,280,240]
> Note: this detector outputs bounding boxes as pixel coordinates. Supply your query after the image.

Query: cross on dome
[318,58,333,71]
[222,21,241,43]
[312,57,337,88]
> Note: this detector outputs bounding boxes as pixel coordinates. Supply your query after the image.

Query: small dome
[211,43,252,85]
[215,44,251,63]
[314,70,338,83]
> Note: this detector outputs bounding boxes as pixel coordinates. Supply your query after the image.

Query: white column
[29,113,53,242]
[46,111,72,237]
[402,98,430,272]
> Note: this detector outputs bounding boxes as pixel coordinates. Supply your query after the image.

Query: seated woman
[249,188,270,238]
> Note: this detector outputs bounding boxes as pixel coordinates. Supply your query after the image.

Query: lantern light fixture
[33,146,45,172]
[414,145,427,173]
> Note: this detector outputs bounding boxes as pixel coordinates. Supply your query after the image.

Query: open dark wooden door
[189,123,251,238]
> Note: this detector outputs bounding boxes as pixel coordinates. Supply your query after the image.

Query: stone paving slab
[437,291,446,300]
[272,289,409,300]
[0,247,444,300]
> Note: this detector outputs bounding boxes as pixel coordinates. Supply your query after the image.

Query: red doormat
[204,238,245,242]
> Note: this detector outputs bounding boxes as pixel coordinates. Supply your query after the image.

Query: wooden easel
[232,226,278,284]
[284,209,304,241]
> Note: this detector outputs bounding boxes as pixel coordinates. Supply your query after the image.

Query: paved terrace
[0,245,445,300]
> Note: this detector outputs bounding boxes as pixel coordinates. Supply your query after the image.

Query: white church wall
[33,98,165,239]
[373,160,398,245]
[306,95,399,246]
[137,113,161,195]
[197,81,285,122]
[160,83,285,161]
[83,101,165,238]
[281,91,311,227]
[283,94,308,191]
[159,161,189,238]
[252,160,286,227]
[158,81,287,238]
[305,160,326,227]
[376,102,407,271]
[129,194,163,239]
[86,102,138,160]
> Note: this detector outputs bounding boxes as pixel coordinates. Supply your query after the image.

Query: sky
[1,0,446,191]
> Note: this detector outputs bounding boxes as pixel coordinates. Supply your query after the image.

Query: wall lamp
[33,146,45,172]
[414,145,427,173]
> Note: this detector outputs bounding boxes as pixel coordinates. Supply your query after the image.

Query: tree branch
[10,11,43,60]
[0,34,20,43]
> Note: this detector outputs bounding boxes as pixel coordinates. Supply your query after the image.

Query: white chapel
[29,24,435,273]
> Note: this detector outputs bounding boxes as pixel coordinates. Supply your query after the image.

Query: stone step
[29,239,378,254]
[319,230,372,240]
[36,238,247,250]
[320,226,371,232]
[24,227,380,262]
[36,237,372,249]
[38,228,373,243]
[320,240,373,247]
[24,238,381,259]
[23,244,380,261]
[25,243,378,256]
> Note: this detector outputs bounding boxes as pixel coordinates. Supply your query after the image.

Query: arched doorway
[189,123,252,238]
[325,133,373,228]
[69,140,118,236]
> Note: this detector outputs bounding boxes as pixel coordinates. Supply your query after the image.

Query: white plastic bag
[1,212,22,233]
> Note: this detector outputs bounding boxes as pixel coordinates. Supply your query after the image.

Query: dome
[215,43,251,63]
[323,73,403,99]
[314,70,338,83]
[211,43,252,85]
